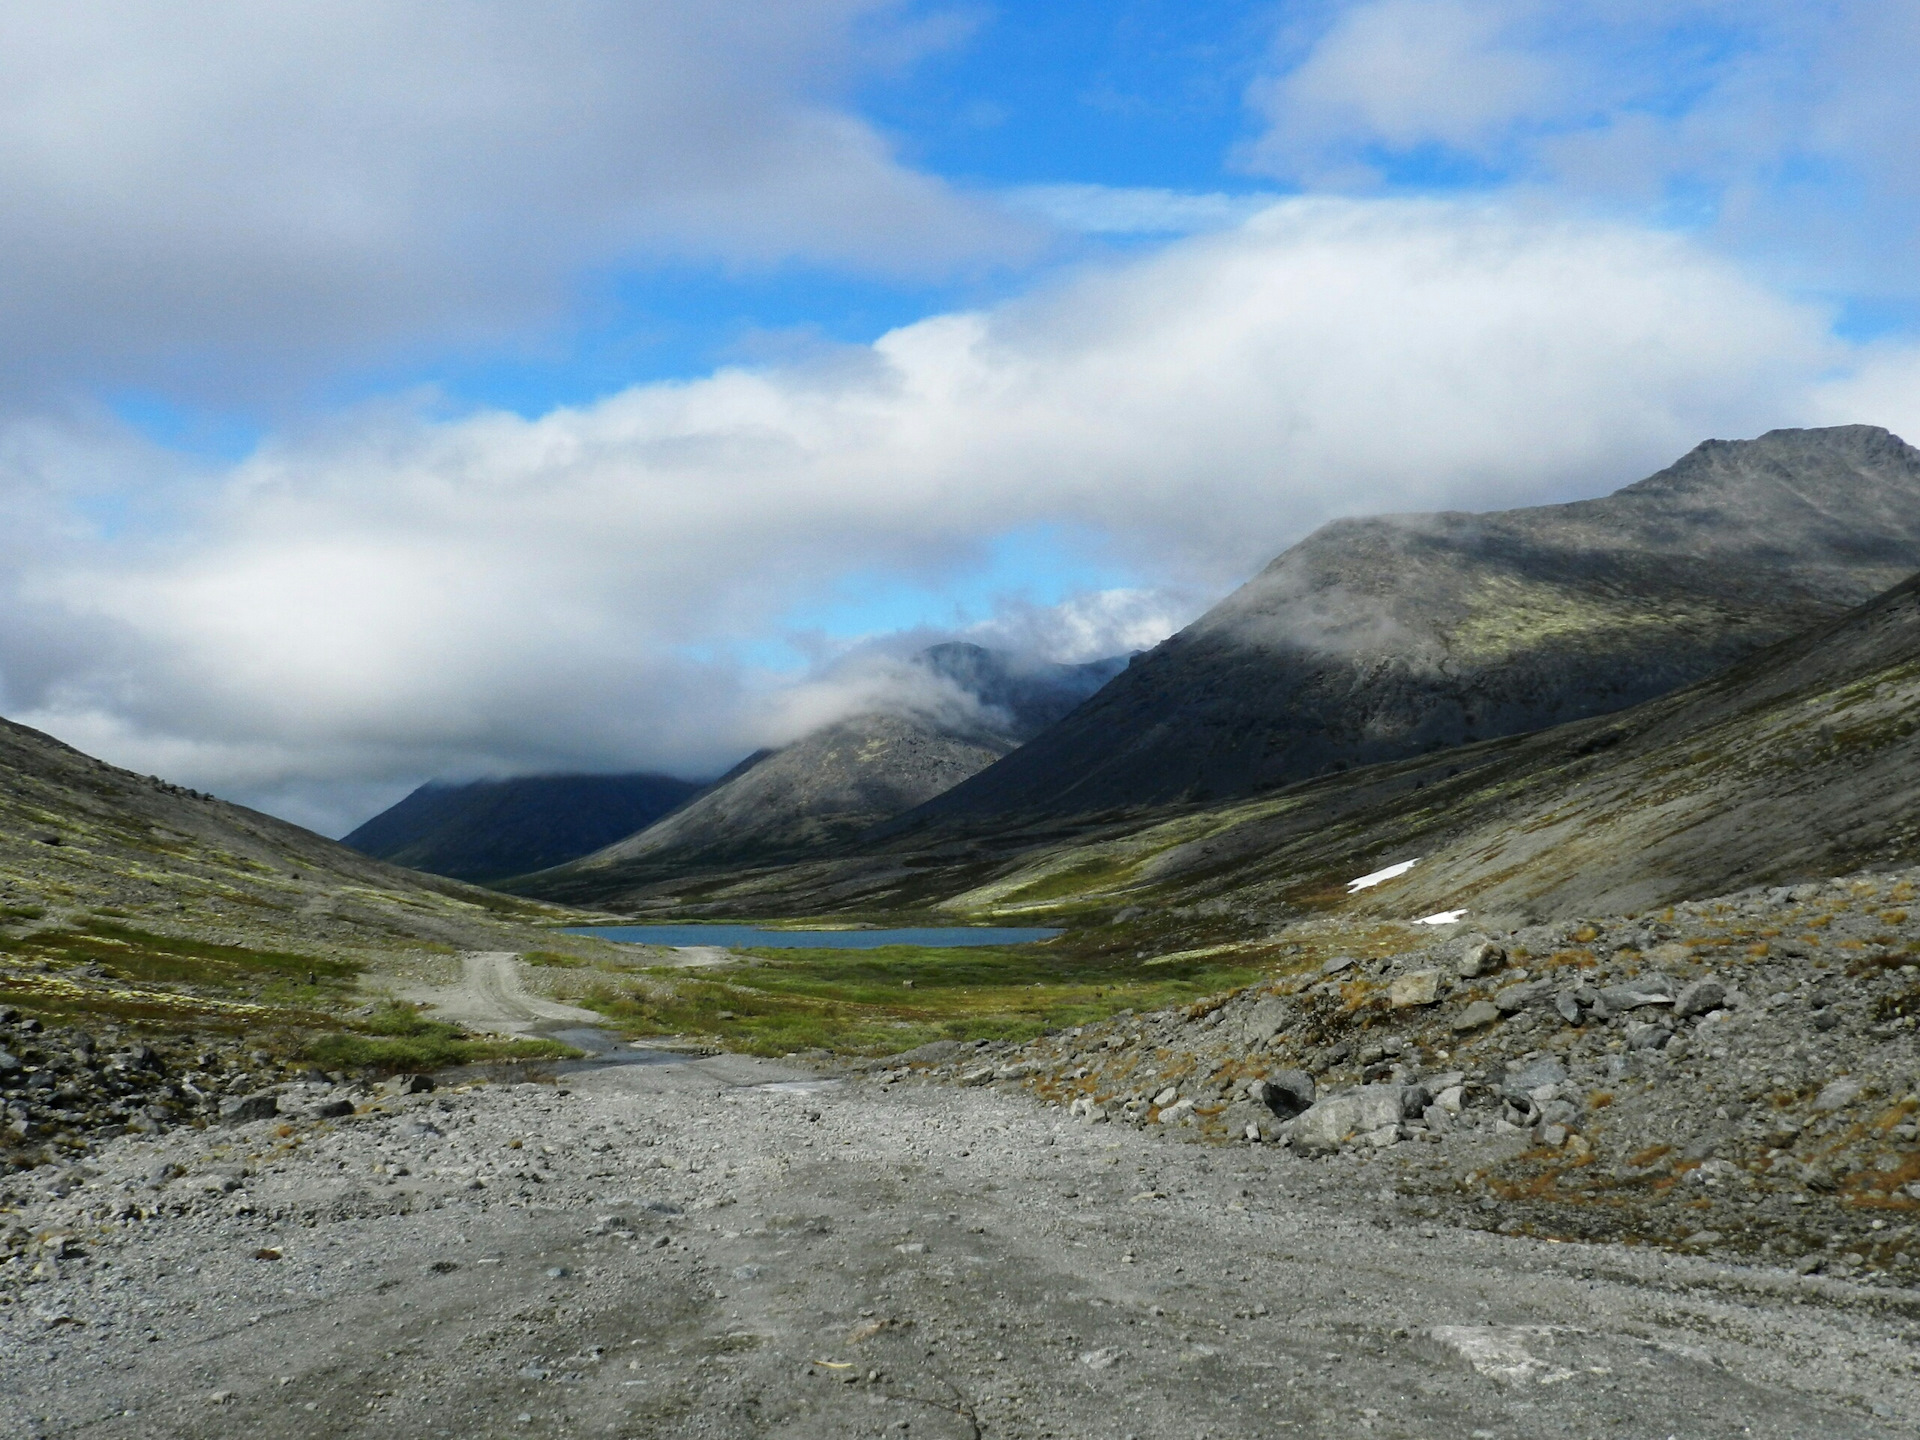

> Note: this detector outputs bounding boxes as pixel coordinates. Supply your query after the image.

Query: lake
[563,923,1061,950]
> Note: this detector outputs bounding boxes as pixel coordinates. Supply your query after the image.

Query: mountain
[511,644,1123,898]
[0,714,575,971]
[907,425,1920,825]
[581,564,1920,928]
[342,772,702,882]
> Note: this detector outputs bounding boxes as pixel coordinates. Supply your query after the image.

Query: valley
[7,425,1920,1435]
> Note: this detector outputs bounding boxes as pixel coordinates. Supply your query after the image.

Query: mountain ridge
[902,425,1920,825]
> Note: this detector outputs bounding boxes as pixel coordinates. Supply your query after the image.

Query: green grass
[576,940,1285,1057]
[32,920,362,993]
[303,1002,579,1072]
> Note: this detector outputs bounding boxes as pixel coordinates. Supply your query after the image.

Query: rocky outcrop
[884,863,1920,1278]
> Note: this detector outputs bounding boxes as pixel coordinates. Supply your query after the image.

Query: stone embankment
[882,867,1920,1280]
[0,1006,375,1181]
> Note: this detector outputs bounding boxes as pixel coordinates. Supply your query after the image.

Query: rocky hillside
[910,425,1920,823]
[513,644,1122,899]
[343,771,701,882]
[595,562,1920,934]
[887,864,1920,1279]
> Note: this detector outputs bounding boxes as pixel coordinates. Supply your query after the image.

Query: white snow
[1415,909,1468,925]
[1346,858,1419,892]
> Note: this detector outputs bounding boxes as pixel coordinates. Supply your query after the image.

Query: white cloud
[0,1,1031,404]
[1245,2,1920,299]
[1004,184,1284,236]
[1250,0,1559,174]
[2,197,1880,835]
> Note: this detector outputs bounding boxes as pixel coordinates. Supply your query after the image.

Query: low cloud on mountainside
[6,5,1920,835]
[6,196,1917,835]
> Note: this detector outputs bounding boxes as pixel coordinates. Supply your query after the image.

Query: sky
[4,1,1920,835]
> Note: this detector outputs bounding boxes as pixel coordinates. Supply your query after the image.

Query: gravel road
[399,952,604,1037]
[6,1048,1920,1439]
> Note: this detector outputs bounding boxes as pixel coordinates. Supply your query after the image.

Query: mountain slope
[0,714,575,966]
[911,425,1920,824]
[591,565,1920,929]
[512,645,1123,898]
[343,772,701,882]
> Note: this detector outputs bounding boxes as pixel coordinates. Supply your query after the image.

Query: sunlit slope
[0,714,574,957]
[908,425,1920,823]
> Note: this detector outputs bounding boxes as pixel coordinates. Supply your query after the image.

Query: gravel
[4,1042,1920,1437]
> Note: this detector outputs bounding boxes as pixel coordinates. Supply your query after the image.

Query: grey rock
[1812,1077,1865,1112]
[1456,938,1507,979]
[218,1094,280,1126]
[1673,979,1728,1019]
[1452,1000,1502,1032]
[1509,1057,1568,1090]
[1254,1069,1316,1119]
[1623,1021,1670,1051]
[1236,997,1292,1046]
[1600,982,1673,1011]
[1494,981,1554,1015]
[1288,1086,1413,1154]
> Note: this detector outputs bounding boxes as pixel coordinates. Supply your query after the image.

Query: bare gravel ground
[5,1049,1920,1440]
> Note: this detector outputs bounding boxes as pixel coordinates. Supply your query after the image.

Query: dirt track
[6,1046,1920,1440]
[401,952,604,1036]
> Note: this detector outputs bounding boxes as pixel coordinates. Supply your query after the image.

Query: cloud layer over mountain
[5,5,1920,837]
[7,197,1901,832]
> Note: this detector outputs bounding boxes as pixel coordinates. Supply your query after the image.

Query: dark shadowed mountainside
[908,425,1920,825]
[511,645,1123,898]
[342,772,702,882]
[588,565,1920,929]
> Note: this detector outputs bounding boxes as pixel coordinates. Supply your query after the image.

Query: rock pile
[0,1007,333,1170]
[887,867,1920,1278]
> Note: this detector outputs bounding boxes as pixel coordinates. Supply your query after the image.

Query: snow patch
[1415,909,1468,925]
[1347,858,1419,892]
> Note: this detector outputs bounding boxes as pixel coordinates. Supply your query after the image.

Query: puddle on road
[541,1028,688,1068]
[752,1080,843,1095]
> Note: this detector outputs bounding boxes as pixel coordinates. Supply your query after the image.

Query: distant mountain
[511,644,1123,898]
[907,425,1920,824]
[578,564,1920,927]
[343,773,701,883]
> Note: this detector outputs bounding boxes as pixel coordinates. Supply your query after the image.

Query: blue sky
[4,1,1920,831]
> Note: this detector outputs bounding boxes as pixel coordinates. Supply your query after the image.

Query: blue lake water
[563,924,1061,950]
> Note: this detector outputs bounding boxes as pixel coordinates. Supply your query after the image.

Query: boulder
[1235,996,1293,1048]
[1509,1056,1568,1090]
[1673,979,1728,1019]
[1812,1076,1865,1113]
[1494,980,1554,1014]
[1249,1070,1317,1120]
[1456,937,1507,979]
[1389,971,1441,1008]
[1599,980,1674,1011]
[1452,1000,1502,1033]
[1287,1086,1419,1154]
[218,1094,279,1126]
